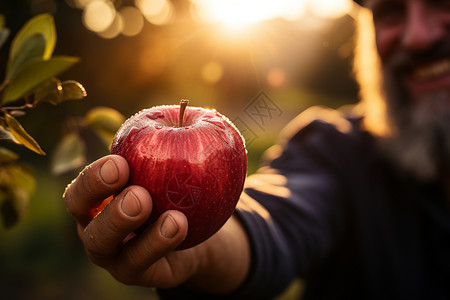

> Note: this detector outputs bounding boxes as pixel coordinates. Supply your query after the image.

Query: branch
[0,79,9,93]
[0,103,35,112]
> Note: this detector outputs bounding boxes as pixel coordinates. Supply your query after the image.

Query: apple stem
[179,99,189,127]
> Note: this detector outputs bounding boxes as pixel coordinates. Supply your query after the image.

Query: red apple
[110,100,247,249]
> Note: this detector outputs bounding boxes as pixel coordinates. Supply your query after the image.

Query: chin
[380,71,450,181]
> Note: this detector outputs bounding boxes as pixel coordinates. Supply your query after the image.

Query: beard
[378,44,450,181]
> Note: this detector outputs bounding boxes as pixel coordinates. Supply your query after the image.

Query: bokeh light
[82,0,116,33]
[136,0,174,25]
[97,13,124,39]
[267,67,286,87]
[202,62,224,84]
[72,0,175,37]
[73,0,96,9]
[119,6,145,37]
[135,0,166,16]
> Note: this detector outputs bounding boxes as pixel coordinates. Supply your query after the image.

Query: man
[63,0,450,299]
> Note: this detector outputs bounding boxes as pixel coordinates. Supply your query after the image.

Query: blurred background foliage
[0,12,89,229]
[0,0,360,299]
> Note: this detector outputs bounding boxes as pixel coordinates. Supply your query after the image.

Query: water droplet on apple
[155,124,163,130]
[146,111,164,120]
[128,127,141,142]
[203,117,226,129]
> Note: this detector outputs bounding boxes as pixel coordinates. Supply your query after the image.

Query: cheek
[375,25,403,60]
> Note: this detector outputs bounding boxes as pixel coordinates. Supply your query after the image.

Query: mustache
[386,40,450,73]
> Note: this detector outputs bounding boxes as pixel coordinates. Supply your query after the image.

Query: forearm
[185,214,251,295]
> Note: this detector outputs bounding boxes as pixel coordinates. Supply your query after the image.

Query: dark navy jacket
[160,106,450,299]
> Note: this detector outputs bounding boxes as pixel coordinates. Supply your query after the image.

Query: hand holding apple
[63,154,251,292]
[110,100,247,249]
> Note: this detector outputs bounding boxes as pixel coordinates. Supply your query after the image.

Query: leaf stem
[1,103,34,112]
[178,99,189,127]
[0,79,9,93]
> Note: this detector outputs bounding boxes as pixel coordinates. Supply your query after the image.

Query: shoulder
[282,104,364,145]
[262,104,372,171]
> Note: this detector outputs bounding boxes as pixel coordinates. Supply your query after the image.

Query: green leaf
[0,28,10,50]
[61,80,87,102]
[33,79,86,105]
[86,107,125,147]
[51,132,86,175]
[0,164,35,228]
[2,56,80,104]
[4,113,46,155]
[86,107,125,133]
[33,77,62,105]
[7,33,46,78]
[0,125,18,143]
[7,14,56,74]
[6,164,36,194]
[0,147,19,163]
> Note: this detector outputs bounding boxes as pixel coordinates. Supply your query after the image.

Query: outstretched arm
[63,155,250,294]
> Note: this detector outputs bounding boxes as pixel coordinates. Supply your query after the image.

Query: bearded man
[63,0,450,299]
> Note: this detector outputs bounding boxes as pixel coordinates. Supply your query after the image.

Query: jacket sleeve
[231,118,348,299]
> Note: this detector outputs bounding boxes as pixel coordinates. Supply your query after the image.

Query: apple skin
[110,103,247,250]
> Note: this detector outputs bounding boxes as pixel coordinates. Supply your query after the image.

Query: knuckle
[110,259,145,285]
[82,228,107,256]
[86,250,108,267]
[82,221,119,256]
[111,271,141,286]
[121,246,147,272]
[83,235,117,268]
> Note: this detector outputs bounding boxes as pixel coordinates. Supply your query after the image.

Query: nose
[401,2,445,52]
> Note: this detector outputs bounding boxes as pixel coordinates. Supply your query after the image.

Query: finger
[82,185,152,266]
[64,155,130,227]
[112,210,188,282]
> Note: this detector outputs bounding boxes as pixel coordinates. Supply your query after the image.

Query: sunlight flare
[190,0,354,29]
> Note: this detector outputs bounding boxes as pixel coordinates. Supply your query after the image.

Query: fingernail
[161,215,178,239]
[100,160,119,184]
[121,191,141,217]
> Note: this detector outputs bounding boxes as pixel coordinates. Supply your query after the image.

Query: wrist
[184,215,250,295]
